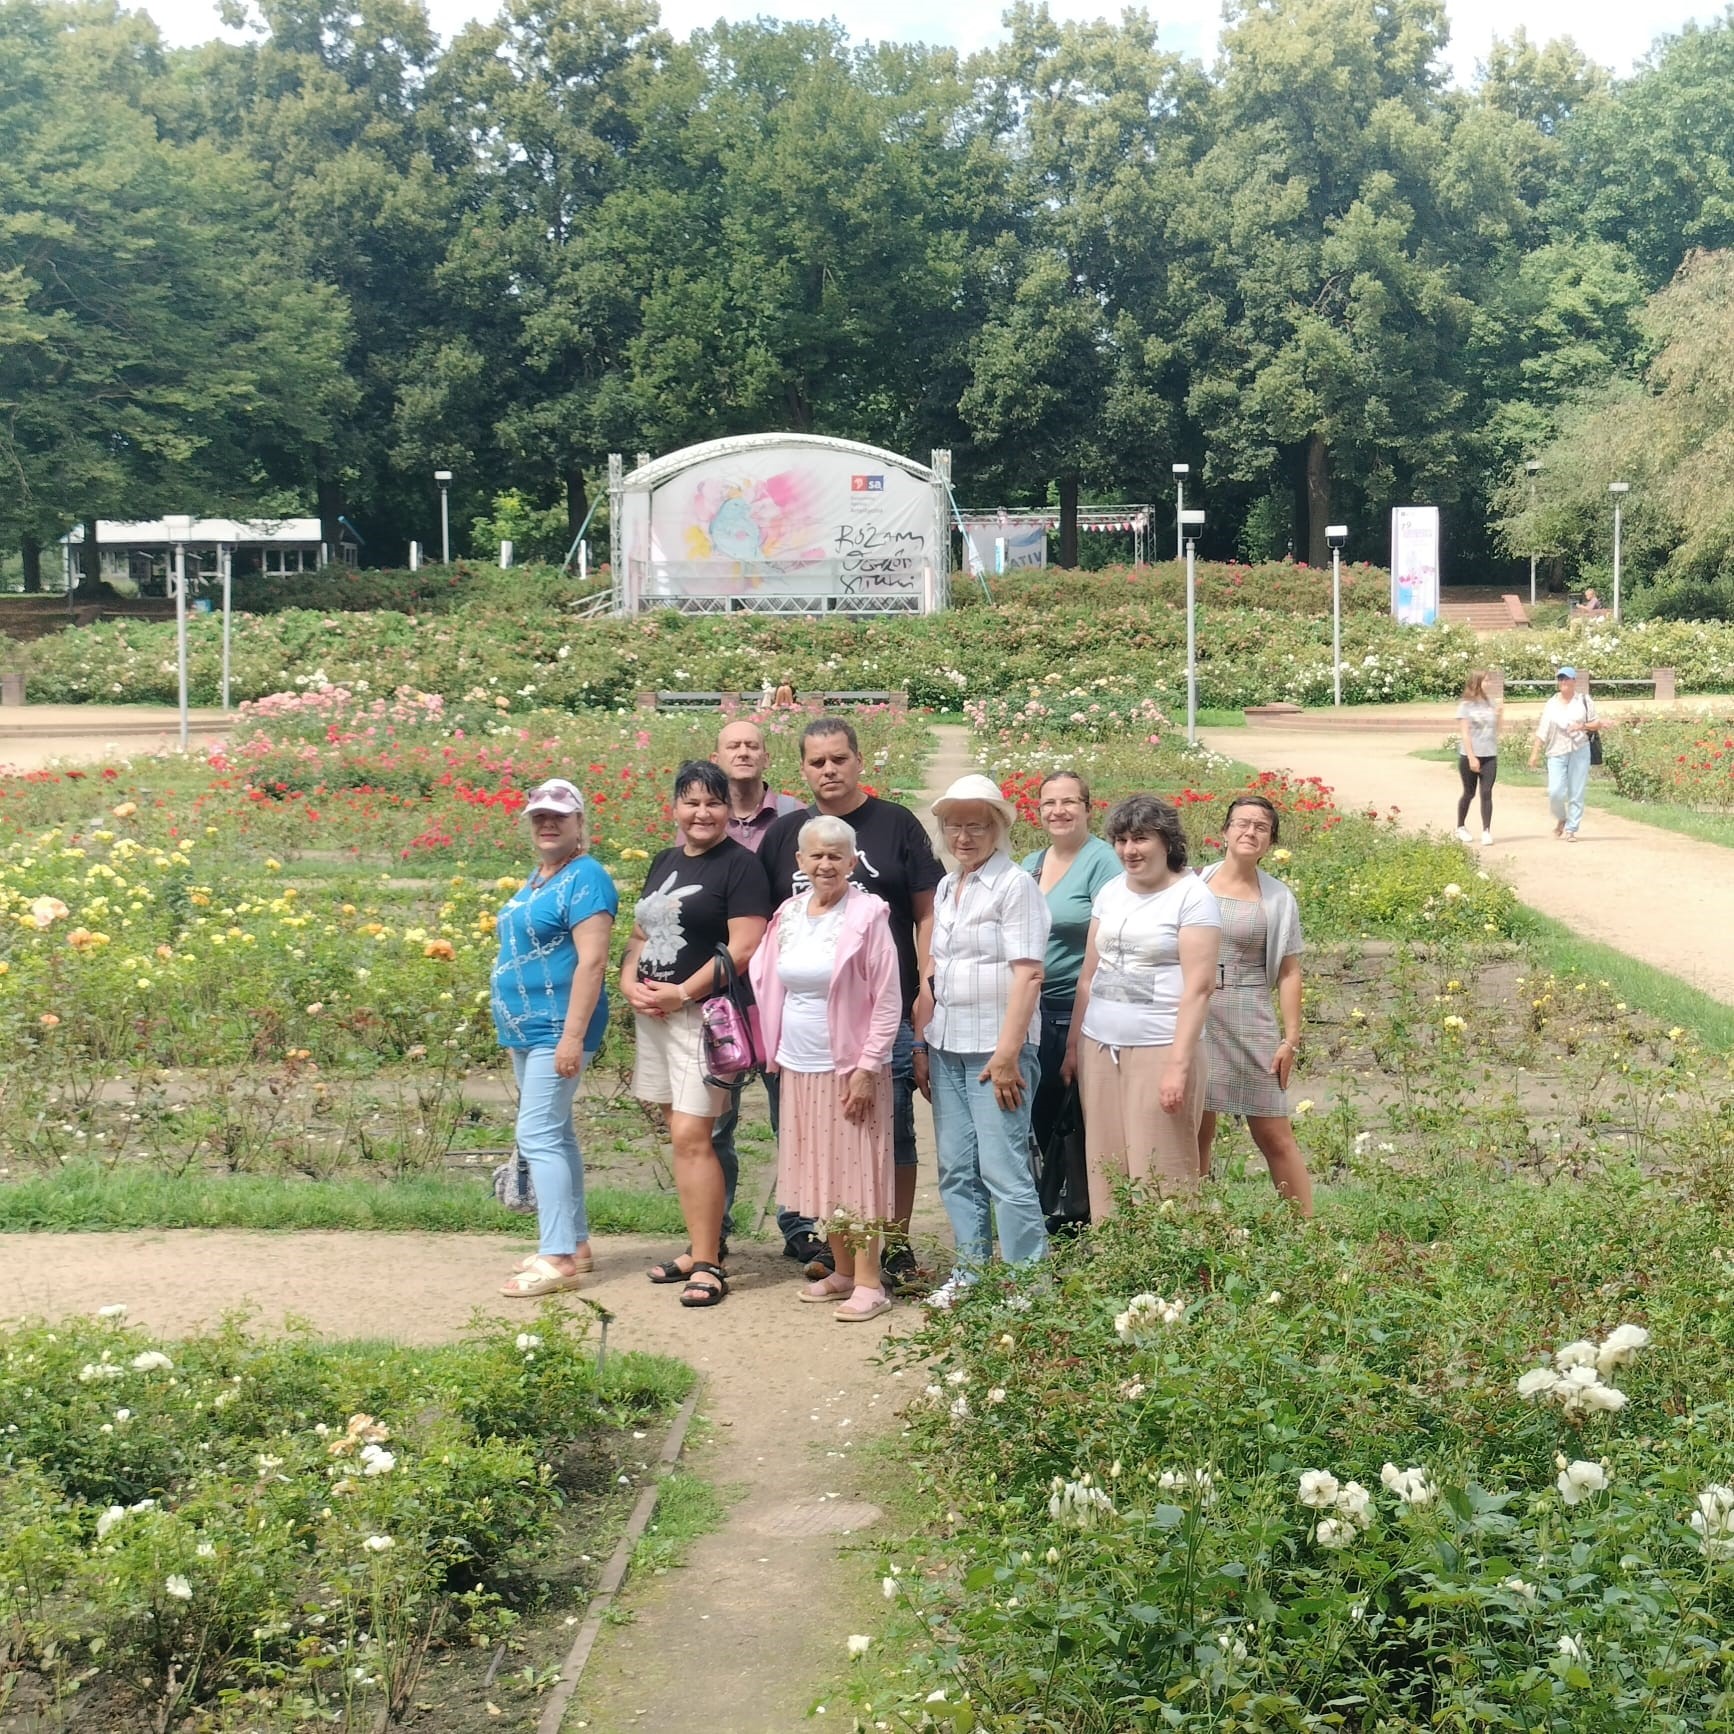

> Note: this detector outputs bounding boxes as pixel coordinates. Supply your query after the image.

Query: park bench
[1488,667,1677,701]
[639,688,905,712]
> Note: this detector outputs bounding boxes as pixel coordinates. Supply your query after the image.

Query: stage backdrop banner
[643,447,933,603]
[1390,506,1440,626]
[960,517,1048,574]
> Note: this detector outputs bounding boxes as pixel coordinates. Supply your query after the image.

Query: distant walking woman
[1196,794,1313,1215]
[1455,671,1502,846]
[492,779,618,1297]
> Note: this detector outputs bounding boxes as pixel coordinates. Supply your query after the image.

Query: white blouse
[775,901,846,1072]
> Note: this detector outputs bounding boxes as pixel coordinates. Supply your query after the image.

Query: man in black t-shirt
[760,716,942,1287]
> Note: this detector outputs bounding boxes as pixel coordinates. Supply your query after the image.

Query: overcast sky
[139,0,1714,86]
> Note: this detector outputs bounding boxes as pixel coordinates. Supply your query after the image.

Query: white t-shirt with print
[1536,691,1597,757]
[1082,874,1221,1048]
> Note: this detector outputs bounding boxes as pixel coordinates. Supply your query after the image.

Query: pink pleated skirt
[776,1068,894,1226]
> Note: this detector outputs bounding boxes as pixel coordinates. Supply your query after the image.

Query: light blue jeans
[1546,744,1592,835]
[510,1046,592,1255]
[930,1044,1048,1270]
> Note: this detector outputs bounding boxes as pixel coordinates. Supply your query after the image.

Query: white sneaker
[924,1273,974,1312]
[1481,830,1492,846]
[1454,825,1471,843]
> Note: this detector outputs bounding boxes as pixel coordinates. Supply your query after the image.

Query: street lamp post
[1172,463,1189,563]
[1181,508,1206,743]
[434,470,453,565]
[164,514,195,750]
[1326,524,1348,707]
[220,543,233,712]
[1526,460,1542,608]
[1609,482,1629,621]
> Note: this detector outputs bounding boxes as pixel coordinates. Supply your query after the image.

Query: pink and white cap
[523,778,585,817]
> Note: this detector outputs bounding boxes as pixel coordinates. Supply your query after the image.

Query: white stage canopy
[609,433,953,615]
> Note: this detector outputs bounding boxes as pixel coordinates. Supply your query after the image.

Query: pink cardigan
[748,884,901,1075]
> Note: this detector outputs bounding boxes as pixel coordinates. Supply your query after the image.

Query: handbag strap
[710,942,741,999]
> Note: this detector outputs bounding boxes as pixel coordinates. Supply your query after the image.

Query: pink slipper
[798,1273,854,1303]
[834,1287,892,1322]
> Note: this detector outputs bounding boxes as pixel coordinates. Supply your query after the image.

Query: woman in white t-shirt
[1064,794,1222,1218]
[1527,666,1602,841]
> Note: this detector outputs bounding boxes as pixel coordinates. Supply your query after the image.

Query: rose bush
[0,1304,690,1730]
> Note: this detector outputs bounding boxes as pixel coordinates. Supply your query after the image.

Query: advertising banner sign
[960,517,1047,573]
[641,448,933,604]
[1390,506,1440,626]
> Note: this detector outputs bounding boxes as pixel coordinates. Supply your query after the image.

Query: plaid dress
[1203,896,1287,1118]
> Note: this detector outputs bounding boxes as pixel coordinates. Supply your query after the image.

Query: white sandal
[834,1287,892,1322]
[501,1256,583,1298]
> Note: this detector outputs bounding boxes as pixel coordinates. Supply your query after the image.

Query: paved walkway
[1205,702,1734,1004]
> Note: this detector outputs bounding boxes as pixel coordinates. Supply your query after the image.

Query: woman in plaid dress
[1196,795,1313,1215]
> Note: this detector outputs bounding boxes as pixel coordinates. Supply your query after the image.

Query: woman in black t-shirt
[621,760,773,1308]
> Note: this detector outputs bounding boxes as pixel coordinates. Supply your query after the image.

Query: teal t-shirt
[491,854,619,1050]
[1019,835,1121,1006]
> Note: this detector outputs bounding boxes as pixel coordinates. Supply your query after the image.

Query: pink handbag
[700,944,765,1087]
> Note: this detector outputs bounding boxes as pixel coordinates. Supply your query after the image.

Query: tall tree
[1169,0,1475,564]
[961,4,1191,563]
[0,0,353,584]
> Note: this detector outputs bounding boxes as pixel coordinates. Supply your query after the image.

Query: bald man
[707,718,804,1254]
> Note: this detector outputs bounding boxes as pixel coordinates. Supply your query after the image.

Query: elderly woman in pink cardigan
[749,813,902,1321]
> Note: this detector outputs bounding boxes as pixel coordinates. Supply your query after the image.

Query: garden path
[0,722,984,1734]
[1202,707,1734,1004]
[0,702,231,771]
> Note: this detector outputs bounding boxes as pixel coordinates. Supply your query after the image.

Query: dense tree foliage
[5,0,1734,593]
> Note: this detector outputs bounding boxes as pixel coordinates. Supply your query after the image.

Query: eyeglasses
[941,820,996,838]
[1226,819,1273,836]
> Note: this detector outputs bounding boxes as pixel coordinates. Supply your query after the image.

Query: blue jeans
[929,1044,1048,1269]
[775,1019,916,1246]
[714,1071,781,1240]
[510,1046,591,1255]
[1547,744,1591,834]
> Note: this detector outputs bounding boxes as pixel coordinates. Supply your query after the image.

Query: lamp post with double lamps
[1326,524,1348,707]
[1609,482,1629,621]
[434,470,453,565]
[1181,507,1206,743]
[1172,463,1190,562]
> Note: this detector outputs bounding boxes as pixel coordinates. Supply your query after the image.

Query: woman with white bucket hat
[917,772,1052,1309]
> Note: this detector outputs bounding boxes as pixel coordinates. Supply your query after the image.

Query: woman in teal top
[1020,770,1121,1226]
[491,778,618,1299]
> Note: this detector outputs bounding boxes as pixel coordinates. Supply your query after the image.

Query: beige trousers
[1078,1038,1209,1221]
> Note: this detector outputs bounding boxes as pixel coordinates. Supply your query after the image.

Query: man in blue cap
[1528,667,1603,840]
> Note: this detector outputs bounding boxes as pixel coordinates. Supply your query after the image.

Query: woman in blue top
[1020,770,1120,1228]
[491,778,618,1298]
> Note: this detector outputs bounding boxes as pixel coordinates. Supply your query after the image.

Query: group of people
[488,713,1315,1316]
[1456,665,1603,845]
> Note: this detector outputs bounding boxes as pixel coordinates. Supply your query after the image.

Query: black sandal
[647,1242,729,1284]
[678,1262,728,1308]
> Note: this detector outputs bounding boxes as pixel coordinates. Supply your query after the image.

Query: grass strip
[0,1167,688,1235]
[1508,906,1734,1050]
[1413,747,1734,851]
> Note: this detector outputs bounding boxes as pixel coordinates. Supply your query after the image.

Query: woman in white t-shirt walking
[1065,794,1222,1218]
[1527,666,1602,842]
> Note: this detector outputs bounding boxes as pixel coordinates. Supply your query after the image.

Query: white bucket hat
[931,772,1016,828]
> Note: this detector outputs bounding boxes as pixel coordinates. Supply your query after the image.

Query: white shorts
[632,1002,726,1120]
